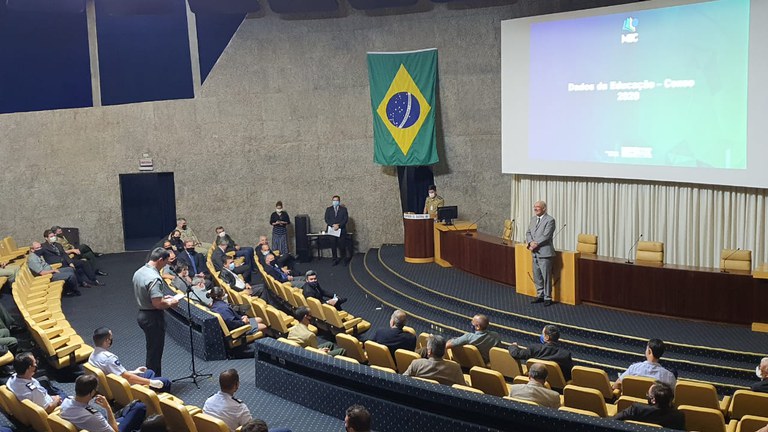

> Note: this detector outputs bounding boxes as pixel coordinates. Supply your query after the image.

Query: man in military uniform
[51,226,108,276]
[203,369,254,432]
[423,185,444,219]
[133,248,179,377]
[7,352,65,413]
[89,327,171,393]
[174,218,211,253]
[60,374,146,432]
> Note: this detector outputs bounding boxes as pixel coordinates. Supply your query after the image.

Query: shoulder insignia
[232,396,243,404]
[85,406,100,414]
[25,382,37,390]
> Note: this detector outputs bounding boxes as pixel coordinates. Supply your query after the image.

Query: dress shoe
[95,253,104,257]
[544,300,553,307]
[93,280,105,286]
[63,290,82,297]
[530,297,544,304]
[96,270,108,276]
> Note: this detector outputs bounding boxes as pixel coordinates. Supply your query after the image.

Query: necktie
[187,251,197,274]
[334,207,338,217]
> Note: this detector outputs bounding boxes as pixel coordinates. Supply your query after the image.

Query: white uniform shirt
[203,391,251,432]
[6,374,53,408]
[89,347,128,377]
[60,397,112,432]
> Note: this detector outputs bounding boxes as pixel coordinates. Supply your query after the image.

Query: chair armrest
[228,325,252,339]
[719,396,732,414]
[54,343,80,358]
[27,304,48,315]
[343,317,363,329]
[51,263,62,270]
[726,420,737,432]
[49,335,71,349]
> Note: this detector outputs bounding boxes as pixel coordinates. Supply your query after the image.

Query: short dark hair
[75,374,99,397]
[51,225,62,232]
[543,325,560,342]
[305,270,317,278]
[528,362,549,381]
[332,195,341,201]
[172,263,188,274]
[219,369,240,392]
[649,381,675,408]
[294,306,310,321]
[139,414,168,432]
[217,237,229,246]
[149,247,171,262]
[207,286,225,301]
[345,405,371,432]
[428,185,437,192]
[242,419,268,432]
[648,339,665,359]
[427,335,447,359]
[13,352,35,375]
[275,201,283,207]
[93,327,111,346]
[215,226,224,231]
[43,229,53,238]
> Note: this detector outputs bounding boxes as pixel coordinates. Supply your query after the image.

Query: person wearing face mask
[176,240,210,282]
[751,357,768,393]
[174,218,210,253]
[614,381,685,430]
[212,237,252,284]
[214,227,256,275]
[263,254,304,288]
[89,327,171,393]
[301,270,346,310]
[220,256,262,297]
[208,286,266,334]
[269,201,291,257]
[507,324,574,381]
[27,242,81,296]
[423,185,444,219]
[324,195,352,266]
[167,230,184,252]
[60,374,147,432]
[39,229,103,288]
[445,314,502,364]
[51,225,108,276]
[257,238,295,271]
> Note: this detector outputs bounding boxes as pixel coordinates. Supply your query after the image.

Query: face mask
[540,334,546,344]
[218,232,226,238]
[646,396,654,405]
[173,236,180,240]
[261,250,269,255]
[33,249,44,256]
[332,200,340,207]
[757,366,764,379]
[186,248,195,253]
[307,280,318,287]
[181,224,187,230]
[429,192,436,198]
[228,263,235,270]
[276,208,282,213]
[47,236,57,243]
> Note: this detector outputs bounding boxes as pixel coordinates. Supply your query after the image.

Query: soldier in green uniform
[423,185,444,219]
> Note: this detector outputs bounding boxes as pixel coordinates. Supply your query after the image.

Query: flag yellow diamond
[376,64,432,156]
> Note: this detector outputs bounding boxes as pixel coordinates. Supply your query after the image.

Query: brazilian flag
[367,48,439,166]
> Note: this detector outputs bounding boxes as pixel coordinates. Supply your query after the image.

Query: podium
[403,214,435,264]
[514,244,580,305]
[752,264,768,333]
[434,221,477,267]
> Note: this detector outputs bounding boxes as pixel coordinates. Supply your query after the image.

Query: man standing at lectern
[526,200,556,306]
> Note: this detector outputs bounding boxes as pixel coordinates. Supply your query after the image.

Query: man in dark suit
[214,226,256,274]
[508,324,574,381]
[752,357,768,393]
[211,238,252,284]
[526,200,556,306]
[39,230,102,288]
[614,381,685,430]
[176,240,209,278]
[324,195,352,266]
[301,270,346,310]
[362,310,416,357]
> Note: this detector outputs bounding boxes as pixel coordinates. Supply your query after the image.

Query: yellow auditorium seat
[675,380,731,415]
[678,404,737,432]
[558,406,600,417]
[571,365,620,402]
[576,234,598,255]
[47,414,78,432]
[83,362,114,401]
[394,349,420,373]
[159,398,200,432]
[504,396,539,406]
[563,385,617,417]
[489,347,524,381]
[728,390,768,421]
[512,375,552,389]
[736,415,768,432]
[364,340,398,371]
[449,344,486,369]
[625,420,662,428]
[616,395,647,412]
[106,373,135,408]
[193,412,229,432]
[335,333,368,364]
[0,384,28,426]
[454,383,483,394]
[720,249,752,272]
[636,241,664,264]
[469,366,510,397]
[525,359,570,390]
[416,332,430,350]
[620,375,657,399]
[20,399,53,432]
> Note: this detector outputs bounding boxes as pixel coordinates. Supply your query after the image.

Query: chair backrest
[504,396,539,406]
[454,384,484,394]
[678,405,727,432]
[394,349,421,374]
[365,340,397,371]
[526,358,568,390]
[512,375,552,389]
[469,366,509,397]
[489,347,523,380]
[416,332,430,350]
[675,380,720,411]
[83,362,114,400]
[48,414,79,432]
[335,333,367,363]
[21,399,52,432]
[335,355,360,365]
[0,384,27,425]
[265,307,290,334]
[250,301,271,326]
[277,337,301,348]
[729,390,768,420]
[159,397,199,432]
[736,415,768,432]
[292,291,308,308]
[502,219,513,241]
[571,365,615,401]
[306,297,326,322]
[720,249,752,271]
[636,241,664,263]
[620,375,657,399]
[131,384,164,416]
[106,373,134,407]
[564,385,609,417]
[558,406,600,417]
[193,412,229,432]
[321,304,344,327]
[450,344,486,369]
[616,395,647,412]
[576,233,598,254]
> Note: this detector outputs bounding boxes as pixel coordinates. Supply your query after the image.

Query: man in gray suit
[526,200,556,306]
[508,363,560,408]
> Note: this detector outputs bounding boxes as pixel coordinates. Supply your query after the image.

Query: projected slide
[529,0,749,168]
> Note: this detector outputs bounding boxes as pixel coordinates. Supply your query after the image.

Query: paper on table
[326,225,341,238]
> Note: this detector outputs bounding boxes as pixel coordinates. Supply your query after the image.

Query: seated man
[171,264,212,306]
[344,405,372,432]
[209,287,266,334]
[287,307,345,356]
[0,259,20,284]
[508,324,574,381]
[61,374,147,432]
[362,310,416,357]
[176,240,209,280]
[220,256,262,297]
[446,314,502,364]
[215,227,256,275]
[40,229,102,288]
[508,363,560,408]
[7,352,66,413]
[614,381,685,430]
[174,217,211,253]
[301,270,346,310]
[613,339,676,391]
[89,327,171,393]
[51,225,107,276]
[263,254,304,288]
[212,238,252,284]
[27,242,81,296]
[403,335,465,386]
[752,357,768,393]
[257,237,294,270]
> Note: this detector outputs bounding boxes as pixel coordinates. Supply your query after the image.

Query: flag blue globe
[386,91,421,129]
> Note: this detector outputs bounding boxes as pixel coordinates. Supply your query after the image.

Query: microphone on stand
[626,234,643,264]
[464,212,489,237]
[552,223,567,242]
[720,248,740,273]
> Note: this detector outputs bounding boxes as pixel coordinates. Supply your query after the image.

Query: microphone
[626,234,643,264]
[552,223,566,242]
[464,212,489,237]
[720,248,740,273]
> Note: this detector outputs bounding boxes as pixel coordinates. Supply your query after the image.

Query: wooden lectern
[434,221,477,267]
[753,264,768,333]
[514,244,580,305]
[403,213,435,264]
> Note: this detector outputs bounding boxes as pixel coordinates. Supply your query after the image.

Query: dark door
[119,172,177,251]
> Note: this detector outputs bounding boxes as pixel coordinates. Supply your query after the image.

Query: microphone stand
[720,248,741,273]
[625,234,643,264]
[464,212,489,237]
[172,280,212,388]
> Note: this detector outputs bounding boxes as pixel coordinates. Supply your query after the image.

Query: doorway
[119,172,177,251]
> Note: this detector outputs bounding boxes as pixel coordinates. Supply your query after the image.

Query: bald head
[472,314,489,331]
[528,363,549,383]
[758,357,768,379]
[390,310,407,329]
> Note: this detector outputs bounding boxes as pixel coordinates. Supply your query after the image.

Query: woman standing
[270,201,291,256]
